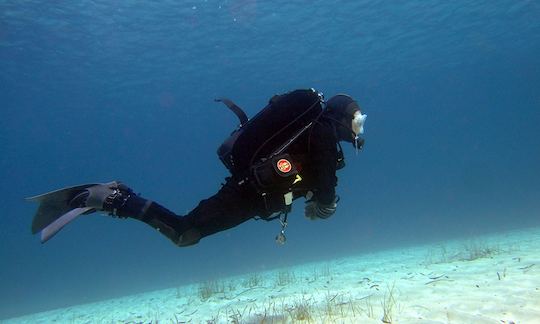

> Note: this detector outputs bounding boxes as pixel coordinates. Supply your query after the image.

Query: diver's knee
[176,228,202,247]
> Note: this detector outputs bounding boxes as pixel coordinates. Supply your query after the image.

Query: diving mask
[352,111,367,136]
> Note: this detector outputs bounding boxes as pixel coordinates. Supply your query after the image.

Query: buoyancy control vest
[216,89,324,194]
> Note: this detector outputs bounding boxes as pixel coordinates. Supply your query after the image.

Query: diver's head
[325,94,367,146]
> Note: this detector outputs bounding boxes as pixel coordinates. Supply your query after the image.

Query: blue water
[1,0,539,319]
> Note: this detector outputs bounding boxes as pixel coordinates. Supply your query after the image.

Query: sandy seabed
[5,227,540,324]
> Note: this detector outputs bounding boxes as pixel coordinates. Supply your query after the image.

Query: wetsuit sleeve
[309,124,338,205]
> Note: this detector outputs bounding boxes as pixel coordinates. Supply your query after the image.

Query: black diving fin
[40,207,93,243]
[26,184,98,243]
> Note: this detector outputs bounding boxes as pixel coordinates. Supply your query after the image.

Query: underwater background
[1,0,539,319]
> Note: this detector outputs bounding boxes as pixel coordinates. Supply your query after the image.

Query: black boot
[81,185,201,246]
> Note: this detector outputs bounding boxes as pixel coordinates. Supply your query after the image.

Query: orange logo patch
[277,159,292,173]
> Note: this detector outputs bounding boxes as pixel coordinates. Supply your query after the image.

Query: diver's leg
[118,179,258,246]
[117,195,196,246]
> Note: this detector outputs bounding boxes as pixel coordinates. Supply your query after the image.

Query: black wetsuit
[118,116,340,246]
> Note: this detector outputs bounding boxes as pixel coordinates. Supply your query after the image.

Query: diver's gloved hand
[69,181,133,217]
[304,195,339,220]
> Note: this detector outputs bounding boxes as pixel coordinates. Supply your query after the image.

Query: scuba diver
[28,89,367,246]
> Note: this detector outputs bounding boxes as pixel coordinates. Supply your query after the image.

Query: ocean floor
[5,227,540,324]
